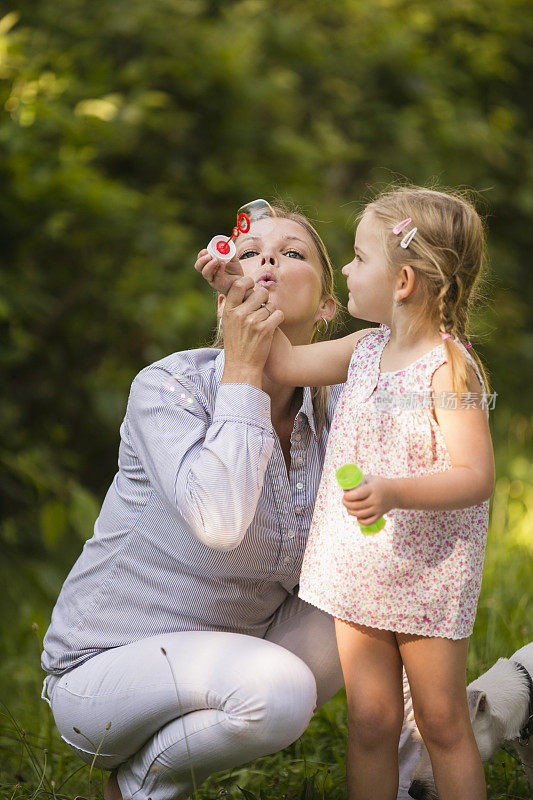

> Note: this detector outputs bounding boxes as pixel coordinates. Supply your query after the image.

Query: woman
[41,204,421,800]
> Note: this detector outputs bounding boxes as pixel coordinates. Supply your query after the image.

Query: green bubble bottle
[336,464,386,535]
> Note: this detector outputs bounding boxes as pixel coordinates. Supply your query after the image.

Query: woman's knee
[225,646,317,751]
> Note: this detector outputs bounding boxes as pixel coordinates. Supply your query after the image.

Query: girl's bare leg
[335,619,404,800]
[397,634,486,800]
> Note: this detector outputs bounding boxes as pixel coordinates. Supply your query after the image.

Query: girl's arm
[264,326,375,387]
[342,362,495,525]
[391,362,495,509]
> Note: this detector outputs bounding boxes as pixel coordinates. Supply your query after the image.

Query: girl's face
[226,216,333,339]
[341,212,396,324]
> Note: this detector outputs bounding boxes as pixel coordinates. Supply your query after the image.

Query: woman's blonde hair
[211,201,341,437]
[364,186,490,394]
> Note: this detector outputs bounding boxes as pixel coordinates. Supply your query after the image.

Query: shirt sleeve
[125,365,276,550]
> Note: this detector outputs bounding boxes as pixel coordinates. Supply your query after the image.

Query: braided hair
[364,186,490,395]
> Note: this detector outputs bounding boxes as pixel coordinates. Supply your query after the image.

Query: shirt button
[293,433,302,442]
[296,482,304,490]
[295,457,304,466]
[283,556,292,565]
[294,506,303,515]
[287,530,296,539]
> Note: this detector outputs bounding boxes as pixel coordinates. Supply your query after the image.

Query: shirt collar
[299,385,318,438]
[214,348,226,384]
[214,348,318,438]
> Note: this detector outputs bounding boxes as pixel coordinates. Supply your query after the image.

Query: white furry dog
[405,642,533,799]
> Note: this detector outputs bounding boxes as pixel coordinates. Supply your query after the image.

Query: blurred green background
[1,1,532,797]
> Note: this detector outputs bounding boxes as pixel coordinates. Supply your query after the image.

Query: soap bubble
[237,199,277,236]
[237,199,276,221]
[160,376,196,409]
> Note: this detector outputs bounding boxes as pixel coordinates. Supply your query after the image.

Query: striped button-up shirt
[42,347,345,675]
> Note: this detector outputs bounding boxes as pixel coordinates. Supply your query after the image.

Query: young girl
[197,187,495,800]
[261,187,494,800]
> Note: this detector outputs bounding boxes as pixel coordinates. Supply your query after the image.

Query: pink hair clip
[392,218,412,235]
[392,218,417,248]
[441,333,451,341]
[465,341,472,349]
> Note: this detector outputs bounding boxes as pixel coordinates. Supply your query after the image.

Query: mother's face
[219,217,334,343]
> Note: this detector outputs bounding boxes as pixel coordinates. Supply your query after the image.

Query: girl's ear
[396,265,417,302]
[217,293,225,319]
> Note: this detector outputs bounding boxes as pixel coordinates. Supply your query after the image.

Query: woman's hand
[220,276,285,389]
[194,249,245,297]
[341,475,397,525]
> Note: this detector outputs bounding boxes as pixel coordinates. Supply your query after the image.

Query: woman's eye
[285,250,304,259]
[239,250,259,259]
[354,253,362,262]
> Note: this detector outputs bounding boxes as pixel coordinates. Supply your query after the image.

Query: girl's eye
[354,253,363,262]
[285,250,304,259]
[239,250,259,259]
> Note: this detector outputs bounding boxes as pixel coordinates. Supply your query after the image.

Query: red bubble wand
[207,212,251,262]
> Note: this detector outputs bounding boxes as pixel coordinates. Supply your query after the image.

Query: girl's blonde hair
[364,186,490,394]
[212,201,341,437]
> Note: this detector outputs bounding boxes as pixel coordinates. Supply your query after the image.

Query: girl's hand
[341,475,397,525]
[194,249,245,296]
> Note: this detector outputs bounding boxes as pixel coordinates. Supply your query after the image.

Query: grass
[0,411,532,799]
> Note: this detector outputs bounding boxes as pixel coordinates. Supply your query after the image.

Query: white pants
[42,594,420,800]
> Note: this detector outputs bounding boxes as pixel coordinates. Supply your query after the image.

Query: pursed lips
[255,271,276,287]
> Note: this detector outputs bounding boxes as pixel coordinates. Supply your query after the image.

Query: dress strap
[421,344,449,384]
[422,339,490,417]
[421,339,486,391]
